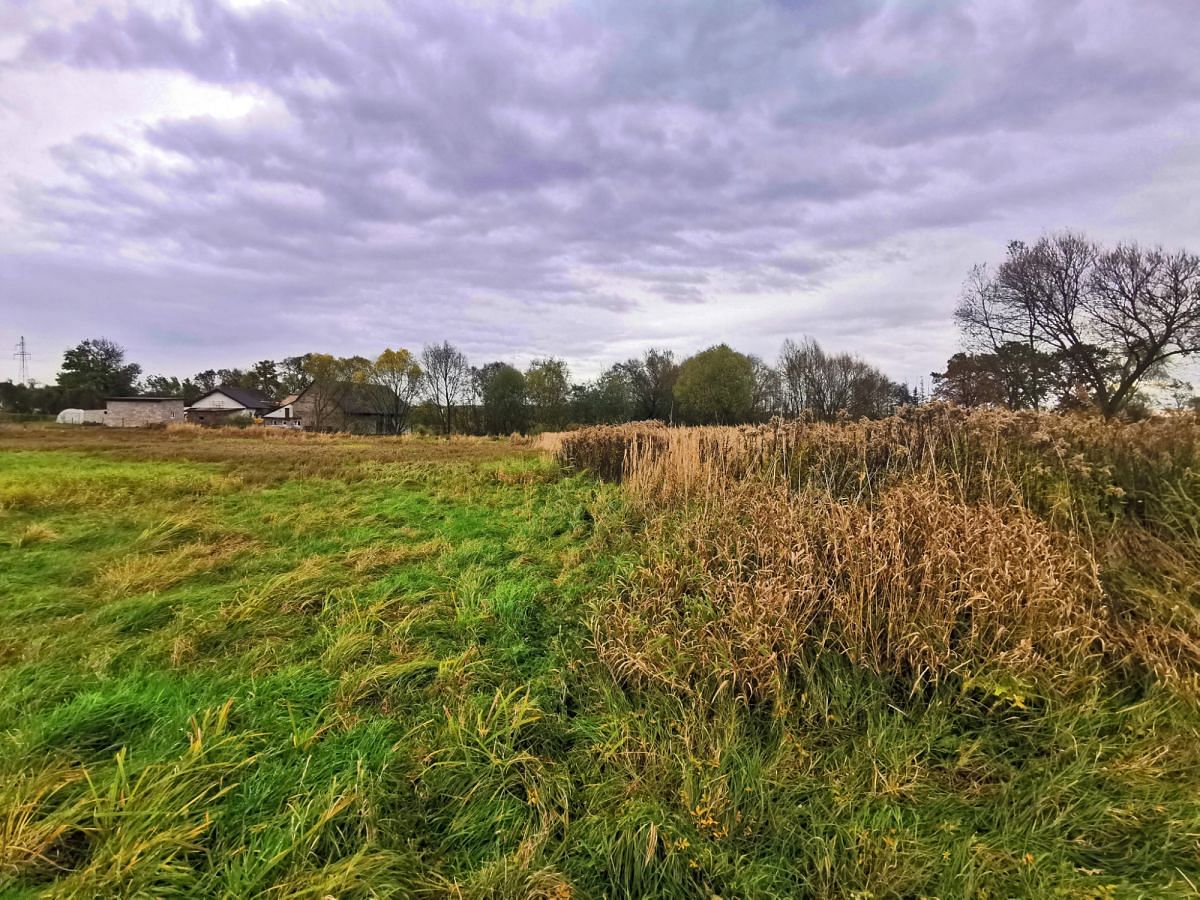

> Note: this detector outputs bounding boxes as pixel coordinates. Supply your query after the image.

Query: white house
[186,386,277,426]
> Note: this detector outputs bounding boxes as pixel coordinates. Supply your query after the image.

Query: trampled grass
[1,418,1198,897]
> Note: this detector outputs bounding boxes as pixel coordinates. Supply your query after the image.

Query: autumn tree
[956,232,1200,417]
[302,353,370,430]
[368,348,422,434]
[779,337,900,420]
[749,355,783,421]
[931,353,1005,407]
[932,344,1062,409]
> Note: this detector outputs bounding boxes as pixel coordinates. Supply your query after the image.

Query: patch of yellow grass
[229,555,345,617]
[9,523,59,548]
[0,764,87,882]
[342,538,451,574]
[93,539,252,600]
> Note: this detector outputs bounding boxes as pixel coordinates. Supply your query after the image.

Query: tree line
[10,229,1192,427]
[0,336,914,433]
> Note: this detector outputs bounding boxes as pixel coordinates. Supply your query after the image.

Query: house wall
[263,405,296,423]
[270,391,383,433]
[188,408,253,426]
[104,399,186,427]
[286,391,354,431]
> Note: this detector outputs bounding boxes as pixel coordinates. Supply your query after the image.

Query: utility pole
[13,336,31,385]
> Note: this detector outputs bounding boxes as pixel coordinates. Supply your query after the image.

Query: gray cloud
[3,0,1200,384]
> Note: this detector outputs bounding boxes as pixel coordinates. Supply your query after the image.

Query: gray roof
[266,382,386,417]
[196,385,276,409]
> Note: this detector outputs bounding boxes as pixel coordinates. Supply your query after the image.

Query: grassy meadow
[2,413,1199,897]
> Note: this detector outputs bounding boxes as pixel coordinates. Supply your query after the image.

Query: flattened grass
[1,423,1199,897]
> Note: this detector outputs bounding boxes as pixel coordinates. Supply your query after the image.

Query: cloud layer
[3,0,1200,383]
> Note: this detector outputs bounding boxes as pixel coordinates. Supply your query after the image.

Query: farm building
[104,397,185,427]
[263,384,392,433]
[187,385,276,425]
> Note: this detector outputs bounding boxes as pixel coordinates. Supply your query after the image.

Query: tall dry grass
[559,405,1200,699]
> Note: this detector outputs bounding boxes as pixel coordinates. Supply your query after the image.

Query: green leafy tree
[141,374,204,405]
[278,356,311,395]
[56,338,142,405]
[673,344,755,425]
[477,362,528,434]
[192,370,219,393]
[525,357,570,429]
[570,366,633,424]
[245,360,283,399]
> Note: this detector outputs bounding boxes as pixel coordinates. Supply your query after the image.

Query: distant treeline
[8,230,1200,428]
[0,337,915,434]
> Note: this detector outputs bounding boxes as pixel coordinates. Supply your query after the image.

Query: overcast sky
[2,0,1199,387]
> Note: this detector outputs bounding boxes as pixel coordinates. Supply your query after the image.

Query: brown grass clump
[8,523,60,548]
[601,480,1105,700]
[565,405,1200,698]
[561,404,1200,523]
[558,422,671,483]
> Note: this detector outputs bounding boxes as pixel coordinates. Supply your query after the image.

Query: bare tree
[956,232,1200,416]
[421,341,470,435]
[618,348,679,421]
[749,354,783,421]
[779,337,899,421]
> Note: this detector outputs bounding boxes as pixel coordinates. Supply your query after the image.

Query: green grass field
[1,424,1198,898]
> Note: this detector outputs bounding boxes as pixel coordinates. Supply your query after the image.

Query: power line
[13,336,30,385]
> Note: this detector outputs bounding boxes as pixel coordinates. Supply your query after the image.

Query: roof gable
[193,385,276,410]
[263,382,388,418]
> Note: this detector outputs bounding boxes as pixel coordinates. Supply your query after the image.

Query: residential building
[187,385,277,425]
